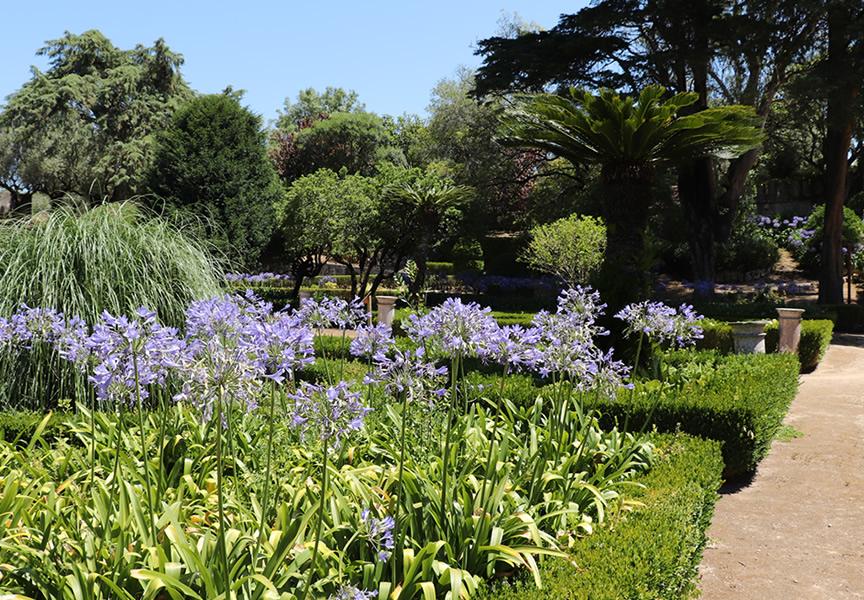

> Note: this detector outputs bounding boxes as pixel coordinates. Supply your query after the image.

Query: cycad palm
[501,85,762,305]
[390,176,473,296]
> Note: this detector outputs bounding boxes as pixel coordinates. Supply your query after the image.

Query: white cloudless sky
[1,1,587,124]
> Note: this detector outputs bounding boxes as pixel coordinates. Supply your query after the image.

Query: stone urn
[776,308,805,354]
[376,295,398,326]
[298,290,311,302]
[729,320,770,354]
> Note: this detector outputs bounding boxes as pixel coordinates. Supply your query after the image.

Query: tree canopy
[0,30,191,206]
[148,93,281,268]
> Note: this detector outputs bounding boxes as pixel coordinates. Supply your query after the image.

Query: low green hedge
[0,411,67,444]
[479,433,724,599]
[470,352,799,478]
[597,353,799,478]
[696,301,864,333]
[697,319,833,371]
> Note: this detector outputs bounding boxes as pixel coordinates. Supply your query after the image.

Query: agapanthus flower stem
[133,351,157,545]
[439,354,460,532]
[392,390,410,585]
[301,437,330,600]
[253,381,279,574]
[214,386,231,595]
[623,332,645,433]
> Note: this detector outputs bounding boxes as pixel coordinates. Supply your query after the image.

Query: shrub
[598,353,799,478]
[0,202,224,408]
[765,320,833,372]
[520,214,606,286]
[478,433,724,600]
[698,319,833,372]
[469,352,799,478]
[149,93,282,268]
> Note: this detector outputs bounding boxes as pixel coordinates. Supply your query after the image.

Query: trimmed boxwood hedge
[697,318,833,371]
[469,352,799,478]
[596,353,799,478]
[478,433,724,600]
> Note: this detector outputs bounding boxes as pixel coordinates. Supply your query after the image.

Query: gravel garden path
[699,335,864,599]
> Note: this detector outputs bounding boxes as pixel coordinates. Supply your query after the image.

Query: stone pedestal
[298,290,311,302]
[376,295,398,326]
[730,320,769,354]
[776,308,805,354]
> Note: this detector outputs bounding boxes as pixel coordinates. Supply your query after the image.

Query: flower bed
[1,289,698,598]
[479,432,724,600]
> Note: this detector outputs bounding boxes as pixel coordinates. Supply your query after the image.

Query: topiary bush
[0,201,225,408]
[478,433,724,600]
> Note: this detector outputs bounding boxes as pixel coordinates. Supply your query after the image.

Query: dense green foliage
[501,85,762,308]
[0,31,191,203]
[520,214,606,286]
[599,353,800,477]
[0,375,652,598]
[478,433,724,600]
[470,352,799,478]
[0,202,224,407]
[149,93,281,268]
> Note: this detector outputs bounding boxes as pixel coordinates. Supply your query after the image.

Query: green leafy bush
[598,353,799,477]
[478,433,724,600]
[520,214,606,286]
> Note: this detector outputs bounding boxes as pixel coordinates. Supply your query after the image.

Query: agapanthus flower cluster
[176,293,315,419]
[298,297,367,331]
[615,301,704,347]
[4,306,65,347]
[86,308,185,404]
[290,381,371,448]
[328,586,375,600]
[360,508,395,562]
[365,347,448,400]
[404,298,499,358]
[349,323,395,360]
[527,288,629,392]
[477,324,541,372]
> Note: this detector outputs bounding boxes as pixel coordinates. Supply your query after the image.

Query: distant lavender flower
[404,298,499,358]
[297,296,367,331]
[226,272,293,286]
[329,586,375,600]
[53,315,90,364]
[247,311,315,384]
[615,301,703,347]
[361,508,395,562]
[350,323,394,359]
[86,308,185,404]
[290,381,370,448]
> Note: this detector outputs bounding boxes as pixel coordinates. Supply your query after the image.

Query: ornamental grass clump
[0,201,224,409]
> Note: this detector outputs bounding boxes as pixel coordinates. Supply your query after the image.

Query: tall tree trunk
[678,157,718,293]
[819,2,860,304]
[598,167,653,312]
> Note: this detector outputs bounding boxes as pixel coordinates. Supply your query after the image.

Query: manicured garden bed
[479,432,724,600]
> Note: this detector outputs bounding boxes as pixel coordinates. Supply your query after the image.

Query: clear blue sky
[1,1,580,124]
